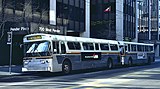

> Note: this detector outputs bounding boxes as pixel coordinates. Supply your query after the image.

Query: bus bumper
[22,66,52,72]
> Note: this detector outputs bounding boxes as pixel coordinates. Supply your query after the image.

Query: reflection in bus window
[82,43,94,50]
[52,41,59,53]
[26,41,50,53]
[131,44,136,51]
[137,45,144,52]
[24,41,51,57]
[67,42,81,50]
[26,43,37,53]
[145,46,149,51]
[61,42,66,54]
[34,42,50,52]
[100,43,109,50]
[110,44,118,51]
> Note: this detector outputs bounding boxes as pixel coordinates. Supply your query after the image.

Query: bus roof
[24,33,119,44]
[24,33,154,46]
[118,41,154,46]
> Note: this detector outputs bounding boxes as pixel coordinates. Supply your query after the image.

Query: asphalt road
[0,61,160,89]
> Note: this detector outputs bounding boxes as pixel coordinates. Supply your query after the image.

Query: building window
[15,0,24,11]
[5,0,14,9]
[123,0,136,40]
[90,0,116,40]
[32,0,49,23]
[56,0,85,33]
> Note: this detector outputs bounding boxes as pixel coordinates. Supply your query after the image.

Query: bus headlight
[24,61,29,65]
[41,60,45,64]
[46,60,49,63]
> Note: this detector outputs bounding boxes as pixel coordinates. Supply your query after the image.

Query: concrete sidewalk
[0,65,22,76]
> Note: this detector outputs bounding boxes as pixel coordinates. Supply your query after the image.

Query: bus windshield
[24,41,51,57]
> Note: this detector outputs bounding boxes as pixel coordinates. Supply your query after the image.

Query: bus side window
[52,41,59,53]
[82,43,94,50]
[145,46,149,52]
[138,45,143,52]
[149,46,153,52]
[110,44,118,51]
[131,44,136,51]
[100,43,109,50]
[128,44,130,52]
[95,43,99,50]
[125,45,127,51]
[61,42,66,54]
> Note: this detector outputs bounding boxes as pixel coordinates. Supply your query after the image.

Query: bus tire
[62,60,72,74]
[153,57,155,62]
[147,57,151,65]
[128,58,132,67]
[107,59,113,69]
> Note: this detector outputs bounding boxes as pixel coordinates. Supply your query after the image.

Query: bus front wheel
[62,60,72,74]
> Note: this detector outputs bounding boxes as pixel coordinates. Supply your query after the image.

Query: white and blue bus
[22,33,155,74]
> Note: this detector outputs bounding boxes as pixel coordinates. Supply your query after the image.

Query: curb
[0,65,22,77]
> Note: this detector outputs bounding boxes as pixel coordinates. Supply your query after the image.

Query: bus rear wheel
[147,57,151,65]
[107,59,113,69]
[128,59,132,67]
[62,60,72,74]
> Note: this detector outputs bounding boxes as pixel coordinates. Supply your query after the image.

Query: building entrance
[12,35,24,65]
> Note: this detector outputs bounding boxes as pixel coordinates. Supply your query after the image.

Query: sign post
[7,31,13,74]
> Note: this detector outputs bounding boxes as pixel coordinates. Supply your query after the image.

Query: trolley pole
[7,31,13,74]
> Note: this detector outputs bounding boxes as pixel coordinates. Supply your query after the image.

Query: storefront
[0,22,65,65]
[0,22,28,65]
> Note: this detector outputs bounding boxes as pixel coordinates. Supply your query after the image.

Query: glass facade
[123,0,136,41]
[90,0,136,41]
[138,0,159,42]
[159,0,160,32]
[151,0,158,40]
[137,0,149,42]
[56,0,85,36]
[90,0,116,40]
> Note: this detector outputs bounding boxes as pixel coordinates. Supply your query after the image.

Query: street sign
[7,32,12,45]
[7,31,13,74]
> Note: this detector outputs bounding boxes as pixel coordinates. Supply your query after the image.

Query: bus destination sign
[27,35,42,40]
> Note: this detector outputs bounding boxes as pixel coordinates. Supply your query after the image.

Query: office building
[0,0,159,65]
[0,0,85,65]
[138,0,159,56]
